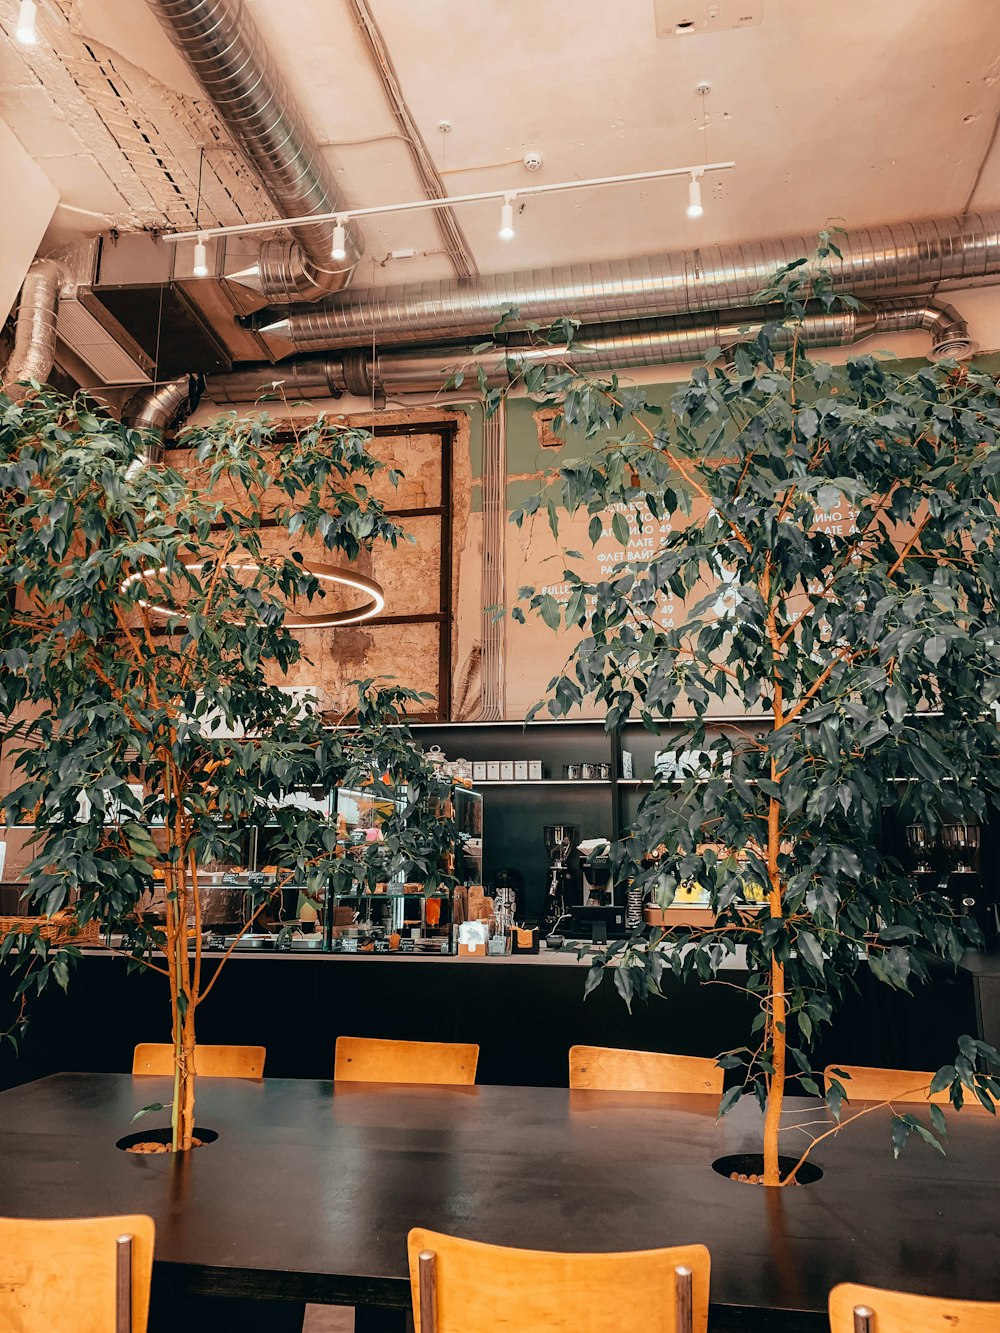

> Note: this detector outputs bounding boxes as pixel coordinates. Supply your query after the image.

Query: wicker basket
[0,914,102,947]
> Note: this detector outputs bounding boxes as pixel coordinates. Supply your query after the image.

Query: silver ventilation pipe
[1,258,68,399]
[210,297,972,403]
[873,297,975,360]
[255,210,998,353]
[127,375,202,466]
[145,0,363,303]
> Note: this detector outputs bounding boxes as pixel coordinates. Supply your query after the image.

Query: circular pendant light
[120,557,385,628]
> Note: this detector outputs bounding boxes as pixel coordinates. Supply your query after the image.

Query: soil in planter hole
[116,1126,219,1153]
[712,1153,823,1186]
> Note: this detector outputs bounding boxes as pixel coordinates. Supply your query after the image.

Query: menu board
[504,495,716,718]
[502,486,863,720]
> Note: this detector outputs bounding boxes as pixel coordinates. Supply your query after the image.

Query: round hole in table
[116,1126,220,1153]
[712,1153,823,1185]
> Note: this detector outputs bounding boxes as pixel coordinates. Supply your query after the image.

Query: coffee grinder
[492,868,523,936]
[542,824,580,931]
[941,820,999,945]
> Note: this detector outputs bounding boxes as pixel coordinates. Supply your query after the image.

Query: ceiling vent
[56,298,153,387]
[655,1,763,37]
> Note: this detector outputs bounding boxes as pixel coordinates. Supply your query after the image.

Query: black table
[0,1074,997,1332]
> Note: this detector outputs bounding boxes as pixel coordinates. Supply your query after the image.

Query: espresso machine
[542,824,580,931]
[579,838,613,905]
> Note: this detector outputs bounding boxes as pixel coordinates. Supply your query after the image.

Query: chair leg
[116,1234,133,1333]
[674,1264,693,1333]
[418,1250,437,1333]
[853,1307,874,1333]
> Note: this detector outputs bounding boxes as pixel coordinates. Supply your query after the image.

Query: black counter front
[0,948,981,1093]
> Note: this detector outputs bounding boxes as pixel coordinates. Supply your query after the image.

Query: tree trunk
[763,956,786,1185]
[169,905,197,1152]
[175,1014,197,1151]
[763,774,786,1187]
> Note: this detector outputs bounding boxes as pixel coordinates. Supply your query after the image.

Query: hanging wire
[194,145,205,230]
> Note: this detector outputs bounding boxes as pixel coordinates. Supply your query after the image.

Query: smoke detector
[655,1,763,37]
[523,150,544,172]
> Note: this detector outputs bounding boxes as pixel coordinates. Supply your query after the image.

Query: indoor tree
[0,386,459,1151]
[486,256,1000,1184]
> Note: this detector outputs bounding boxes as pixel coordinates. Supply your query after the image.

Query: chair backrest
[335,1037,478,1086]
[829,1282,1000,1332]
[132,1043,266,1078]
[408,1228,710,1333]
[569,1045,723,1095]
[0,1214,154,1333]
[822,1065,948,1104]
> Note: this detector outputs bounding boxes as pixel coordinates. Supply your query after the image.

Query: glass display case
[194,782,483,955]
[326,784,482,955]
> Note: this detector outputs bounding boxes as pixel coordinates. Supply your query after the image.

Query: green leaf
[539,595,562,631]
[611,511,629,547]
[795,931,825,973]
[924,636,947,665]
[908,1119,946,1155]
[890,1114,912,1159]
[583,964,604,998]
[717,1085,743,1117]
[929,1064,957,1095]
[131,1101,170,1124]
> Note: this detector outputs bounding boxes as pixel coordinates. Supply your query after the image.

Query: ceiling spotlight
[16,0,38,44]
[687,172,704,219]
[499,194,516,241]
[331,217,347,261]
[192,236,209,278]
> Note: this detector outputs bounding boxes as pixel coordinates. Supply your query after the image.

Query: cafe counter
[0,944,981,1093]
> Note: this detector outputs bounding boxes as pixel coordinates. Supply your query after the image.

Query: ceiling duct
[207,297,972,402]
[253,210,1000,357]
[1,258,67,399]
[145,0,363,303]
[2,246,154,396]
[123,373,205,472]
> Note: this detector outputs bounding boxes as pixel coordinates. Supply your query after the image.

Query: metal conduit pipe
[210,297,971,403]
[1,258,67,399]
[145,0,363,302]
[255,211,997,352]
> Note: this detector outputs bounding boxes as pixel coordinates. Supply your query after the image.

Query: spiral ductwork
[128,375,204,466]
[145,0,362,302]
[255,210,1000,353]
[209,297,968,402]
[872,297,977,360]
[1,259,68,399]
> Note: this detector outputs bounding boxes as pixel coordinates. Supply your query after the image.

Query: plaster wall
[0,115,59,328]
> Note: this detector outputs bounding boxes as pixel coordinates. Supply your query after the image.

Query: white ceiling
[2,0,1000,288]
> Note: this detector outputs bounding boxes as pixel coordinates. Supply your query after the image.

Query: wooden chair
[132,1043,266,1078]
[822,1064,949,1105]
[408,1228,710,1333]
[829,1282,1000,1332]
[569,1045,723,1095]
[0,1214,154,1333]
[334,1036,478,1086]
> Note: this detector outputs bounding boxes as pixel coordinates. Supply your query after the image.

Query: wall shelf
[472,779,608,787]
